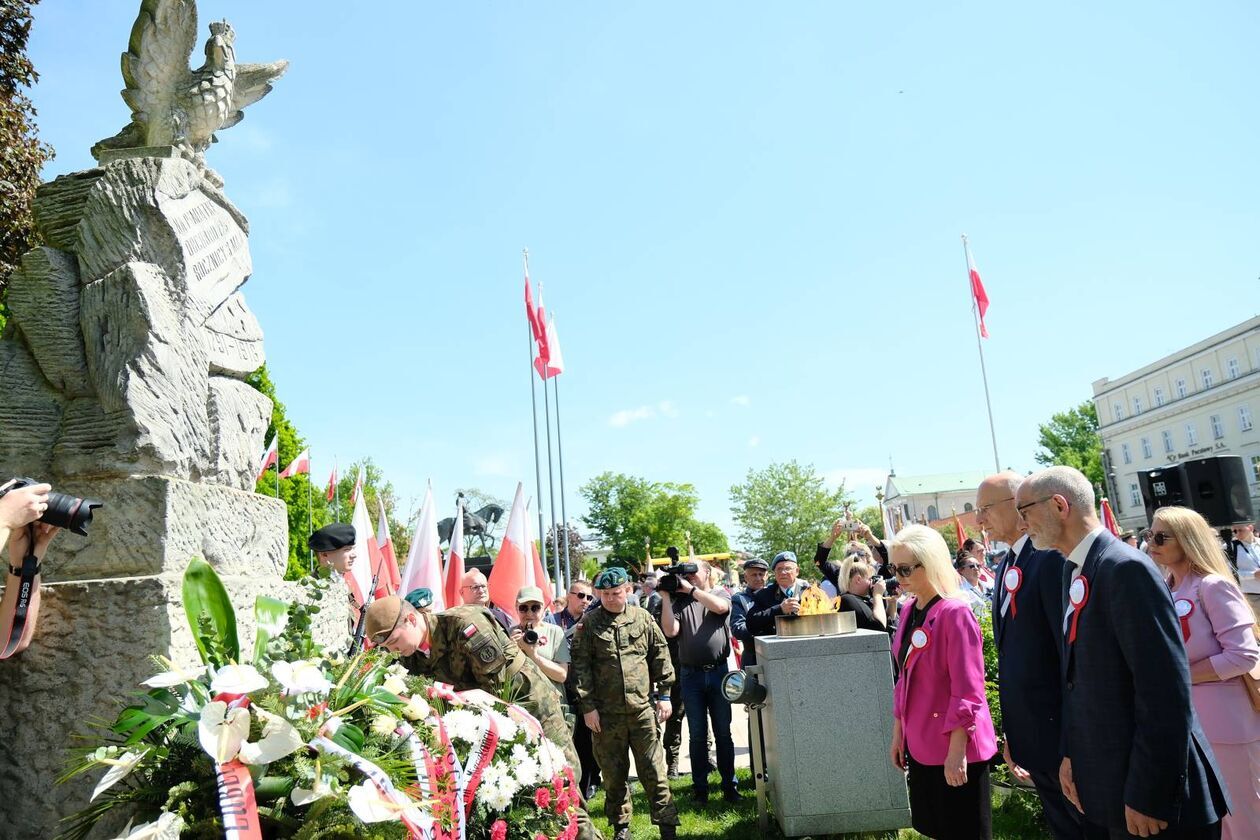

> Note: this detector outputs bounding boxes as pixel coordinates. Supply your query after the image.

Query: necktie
[1062,562,1076,636]
[999,548,1017,617]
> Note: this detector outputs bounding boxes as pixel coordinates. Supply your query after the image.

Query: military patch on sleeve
[477,645,499,664]
[463,623,479,640]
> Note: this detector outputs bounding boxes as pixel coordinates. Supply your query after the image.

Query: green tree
[0,0,55,332]
[856,505,885,540]
[579,472,728,571]
[1035,400,1105,491]
[729,460,851,561]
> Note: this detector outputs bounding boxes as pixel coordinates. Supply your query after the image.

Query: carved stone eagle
[92,0,288,164]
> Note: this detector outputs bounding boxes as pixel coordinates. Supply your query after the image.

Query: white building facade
[1093,315,1260,530]
[882,471,988,529]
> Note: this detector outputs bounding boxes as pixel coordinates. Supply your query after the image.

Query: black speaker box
[1138,466,1187,523]
[1180,456,1255,527]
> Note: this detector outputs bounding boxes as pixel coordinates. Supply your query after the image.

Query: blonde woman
[888,525,997,839]
[837,554,887,631]
[1149,506,1260,840]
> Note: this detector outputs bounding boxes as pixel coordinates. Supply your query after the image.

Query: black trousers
[1083,820,1221,840]
[907,751,992,839]
[1027,765,1086,840]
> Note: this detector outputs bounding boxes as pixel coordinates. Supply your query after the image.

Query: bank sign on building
[1093,315,1260,530]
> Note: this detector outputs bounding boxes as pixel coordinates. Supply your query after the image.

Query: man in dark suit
[1018,466,1229,839]
[976,471,1082,839]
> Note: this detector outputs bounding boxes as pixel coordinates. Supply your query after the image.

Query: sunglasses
[517,603,542,613]
[1149,531,1176,546]
[893,563,923,578]
[569,591,594,601]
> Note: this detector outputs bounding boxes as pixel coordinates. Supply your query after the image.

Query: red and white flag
[1100,499,1121,537]
[964,236,991,338]
[350,466,365,506]
[325,466,338,502]
[525,263,545,346]
[346,488,377,608]
[376,496,402,594]
[444,497,466,610]
[533,315,566,380]
[489,483,547,612]
[526,496,552,599]
[279,448,310,479]
[399,484,446,610]
[256,434,278,483]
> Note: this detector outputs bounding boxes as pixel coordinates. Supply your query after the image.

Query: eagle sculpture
[92,0,288,168]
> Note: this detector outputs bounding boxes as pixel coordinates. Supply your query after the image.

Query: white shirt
[1063,527,1105,635]
[1235,539,1260,594]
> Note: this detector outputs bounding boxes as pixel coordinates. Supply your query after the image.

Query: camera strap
[1,525,42,659]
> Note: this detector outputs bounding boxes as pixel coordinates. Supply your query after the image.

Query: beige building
[1092,315,1260,530]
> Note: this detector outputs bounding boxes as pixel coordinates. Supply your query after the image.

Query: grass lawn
[586,768,1051,839]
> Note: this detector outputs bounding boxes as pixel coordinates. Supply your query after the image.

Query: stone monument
[0,3,336,836]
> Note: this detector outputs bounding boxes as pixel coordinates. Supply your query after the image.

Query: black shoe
[691,788,709,804]
[659,824,677,840]
[667,766,680,780]
[583,784,597,800]
[722,786,741,802]
[612,826,631,840]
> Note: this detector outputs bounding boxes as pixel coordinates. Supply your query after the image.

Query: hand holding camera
[510,626,543,656]
[870,577,887,597]
[0,480,51,531]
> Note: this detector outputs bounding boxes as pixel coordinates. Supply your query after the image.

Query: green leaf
[182,558,240,666]
[252,595,290,664]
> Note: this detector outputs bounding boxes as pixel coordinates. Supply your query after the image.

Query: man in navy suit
[1018,466,1229,839]
[977,471,1082,839]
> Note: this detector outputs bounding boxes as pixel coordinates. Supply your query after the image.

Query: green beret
[404,587,434,610]
[593,567,630,590]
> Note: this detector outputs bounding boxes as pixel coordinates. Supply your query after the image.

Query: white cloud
[657,400,679,418]
[730,395,750,407]
[608,405,656,427]
[822,467,890,505]
[747,435,760,447]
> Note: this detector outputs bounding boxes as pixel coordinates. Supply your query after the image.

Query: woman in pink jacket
[1150,506,1260,840]
[889,524,997,839]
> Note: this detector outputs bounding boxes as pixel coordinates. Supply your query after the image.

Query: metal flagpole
[308,453,314,572]
[961,234,1001,472]
[334,457,341,522]
[524,250,550,591]
[553,372,572,589]
[542,368,562,599]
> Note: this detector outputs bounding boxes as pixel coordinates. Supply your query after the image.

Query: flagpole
[524,249,551,592]
[553,372,572,590]
[541,367,562,600]
[307,453,314,572]
[961,234,1001,472]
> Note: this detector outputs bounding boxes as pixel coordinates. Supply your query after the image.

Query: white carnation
[493,712,519,742]
[441,709,483,745]
[510,744,532,765]
[480,779,515,811]
[513,754,542,787]
[370,715,399,739]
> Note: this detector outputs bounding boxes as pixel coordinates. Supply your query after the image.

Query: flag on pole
[964,238,991,338]
[444,497,466,610]
[526,497,552,599]
[376,497,402,594]
[1100,498,1121,537]
[489,483,538,612]
[533,315,566,380]
[399,484,445,610]
[953,510,967,550]
[350,466,365,506]
[326,466,338,502]
[279,448,310,479]
[256,434,278,483]
[346,489,377,608]
[525,265,545,345]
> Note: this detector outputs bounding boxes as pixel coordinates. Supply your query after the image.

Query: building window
[1185,423,1197,445]
[1113,403,1124,422]
[1141,437,1153,459]
[1133,396,1143,415]
[1122,443,1132,464]
[1153,387,1165,407]
[964,503,974,512]
[1227,358,1240,380]
[1175,378,1187,398]
[1202,368,1214,389]
[1211,415,1225,439]
[927,505,938,521]
[1130,483,1141,508]
[1242,405,1254,432]
[1162,430,1174,453]
[1252,455,1260,483]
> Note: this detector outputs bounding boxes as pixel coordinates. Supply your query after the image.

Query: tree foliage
[728,460,851,561]
[0,0,55,331]
[1035,400,1105,491]
[856,505,885,541]
[578,472,728,572]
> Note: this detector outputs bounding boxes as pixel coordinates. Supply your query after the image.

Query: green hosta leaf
[182,558,240,666]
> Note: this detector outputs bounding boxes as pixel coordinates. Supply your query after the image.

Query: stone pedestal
[753,629,911,836]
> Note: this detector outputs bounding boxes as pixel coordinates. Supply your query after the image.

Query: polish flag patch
[463,624,478,640]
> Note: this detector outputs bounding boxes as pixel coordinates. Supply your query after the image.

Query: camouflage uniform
[571,603,679,829]
[400,605,602,840]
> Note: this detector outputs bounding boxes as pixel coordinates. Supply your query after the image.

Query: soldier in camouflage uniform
[365,596,603,840]
[571,567,679,840]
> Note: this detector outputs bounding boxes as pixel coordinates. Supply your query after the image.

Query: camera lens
[41,491,103,536]
[523,629,540,645]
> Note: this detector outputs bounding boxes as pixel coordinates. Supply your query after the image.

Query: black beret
[308,523,355,552]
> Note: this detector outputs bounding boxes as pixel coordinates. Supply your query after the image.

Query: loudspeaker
[1138,465,1187,523]
[1180,456,1256,527]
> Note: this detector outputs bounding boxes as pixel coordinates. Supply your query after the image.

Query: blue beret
[593,567,631,590]
[772,550,798,568]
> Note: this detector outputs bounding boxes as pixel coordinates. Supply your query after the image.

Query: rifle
[348,547,389,656]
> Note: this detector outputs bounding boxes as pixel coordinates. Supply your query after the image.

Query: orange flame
[798,584,835,616]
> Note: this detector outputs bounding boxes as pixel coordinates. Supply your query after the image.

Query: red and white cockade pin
[1003,566,1024,617]
[1174,598,1195,642]
[1067,576,1090,644]
[905,627,931,670]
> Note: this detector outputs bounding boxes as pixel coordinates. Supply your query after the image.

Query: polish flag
[964,236,991,338]
[256,434,278,483]
[279,448,310,479]
[525,265,545,345]
[953,511,967,550]
[1100,499,1121,537]
[350,466,365,506]
[444,497,466,610]
[526,497,552,599]
[489,483,542,612]
[346,488,377,608]
[533,315,566,380]
[399,484,445,610]
[326,466,338,502]
[376,496,402,594]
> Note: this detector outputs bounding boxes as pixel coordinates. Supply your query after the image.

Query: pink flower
[534,834,547,840]
[535,786,552,808]
[490,820,508,840]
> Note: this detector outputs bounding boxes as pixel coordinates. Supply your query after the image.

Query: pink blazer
[891,596,997,765]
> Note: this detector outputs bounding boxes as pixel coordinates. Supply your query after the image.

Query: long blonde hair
[890,524,960,600]
[1152,507,1240,587]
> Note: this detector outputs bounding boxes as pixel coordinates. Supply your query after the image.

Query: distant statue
[438,494,505,556]
[92,0,288,174]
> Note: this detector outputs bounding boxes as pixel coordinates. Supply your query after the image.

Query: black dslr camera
[657,546,698,594]
[522,628,542,645]
[0,478,103,536]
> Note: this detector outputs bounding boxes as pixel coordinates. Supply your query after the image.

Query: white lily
[381,674,408,695]
[291,774,337,806]
[209,664,268,696]
[197,701,251,763]
[90,747,149,801]
[272,659,333,696]
[141,660,207,689]
[238,707,304,765]
[109,811,184,840]
[348,781,407,823]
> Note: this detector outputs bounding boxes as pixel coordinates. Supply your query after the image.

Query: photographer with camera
[838,554,889,632]
[510,585,570,696]
[659,558,737,803]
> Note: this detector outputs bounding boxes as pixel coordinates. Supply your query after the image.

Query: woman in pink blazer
[889,524,998,840]
[1150,506,1260,840]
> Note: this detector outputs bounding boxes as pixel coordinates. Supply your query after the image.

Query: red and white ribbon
[213,760,263,840]
[1174,598,1195,642]
[1068,576,1090,645]
[903,627,930,673]
[311,735,430,838]
[1003,566,1024,618]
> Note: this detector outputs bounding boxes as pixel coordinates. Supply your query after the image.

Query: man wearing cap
[745,551,805,641]
[512,585,570,697]
[309,523,360,631]
[364,595,603,840]
[730,557,768,667]
[571,567,679,840]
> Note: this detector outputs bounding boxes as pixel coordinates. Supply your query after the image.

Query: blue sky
[28,1,1259,543]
